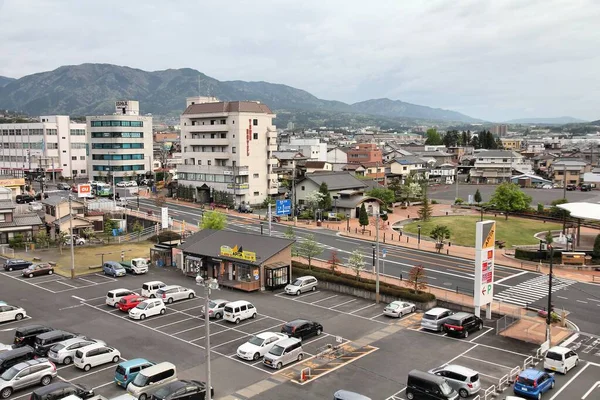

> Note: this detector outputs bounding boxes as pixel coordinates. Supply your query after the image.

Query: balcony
[267,130,277,140]
[186,125,228,133]
[268,187,279,195]
[267,158,278,166]
[187,138,230,146]
[223,166,249,176]
[267,144,278,152]
[268,173,278,180]
[227,183,249,194]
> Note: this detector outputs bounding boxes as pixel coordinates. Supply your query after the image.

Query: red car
[117,295,147,312]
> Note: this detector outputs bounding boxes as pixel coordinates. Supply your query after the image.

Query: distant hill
[505,116,588,125]
[0,63,481,124]
[0,76,15,87]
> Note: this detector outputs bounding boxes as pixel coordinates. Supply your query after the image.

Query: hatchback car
[544,346,579,374]
[281,319,323,340]
[284,276,318,296]
[237,332,288,361]
[103,262,126,277]
[514,369,555,399]
[30,381,94,400]
[29,202,43,212]
[56,183,70,191]
[429,365,481,398]
[118,295,147,312]
[22,263,54,278]
[64,235,86,246]
[74,343,120,371]
[129,299,166,320]
[150,380,213,400]
[141,281,167,298]
[443,312,484,338]
[0,305,26,323]
[15,195,35,204]
[0,359,57,398]
[115,359,155,388]
[383,301,415,318]
[421,307,454,332]
[200,299,229,320]
[13,325,53,348]
[3,259,33,272]
[47,338,105,365]
[156,285,196,304]
[34,331,79,357]
[106,289,139,308]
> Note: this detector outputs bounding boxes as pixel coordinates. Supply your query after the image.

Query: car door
[146,302,156,316]
[98,347,112,365]
[566,351,577,370]
[13,366,34,390]
[239,304,248,319]
[175,287,186,301]
[0,306,9,322]
[540,373,552,393]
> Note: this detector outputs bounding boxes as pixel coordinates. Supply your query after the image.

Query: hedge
[292,261,435,303]
[515,248,599,264]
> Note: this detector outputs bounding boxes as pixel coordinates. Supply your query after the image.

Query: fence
[0,246,14,258]
[113,225,159,243]
[496,314,520,334]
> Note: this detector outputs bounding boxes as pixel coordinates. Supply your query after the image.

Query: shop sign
[0,178,25,186]
[220,245,257,262]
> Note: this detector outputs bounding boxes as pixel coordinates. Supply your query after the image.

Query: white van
[544,346,579,374]
[263,337,303,369]
[126,361,177,400]
[106,289,139,307]
[141,281,166,298]
[223,300,257,324]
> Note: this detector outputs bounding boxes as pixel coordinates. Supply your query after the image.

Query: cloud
[0,0,599,121]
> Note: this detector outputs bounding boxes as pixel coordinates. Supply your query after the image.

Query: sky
[0,0,599,122]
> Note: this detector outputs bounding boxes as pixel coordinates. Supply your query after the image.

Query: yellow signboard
[220,245,257,262]
[483,222,496,249]
[0,178,25,187]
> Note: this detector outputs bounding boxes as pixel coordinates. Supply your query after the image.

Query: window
[80,170,86,174]
[208,160,211,166]
[70,129,85,136]
[210,120,215,125]
[80,156,85,160]
[90,132,143,138]
[253,173,259,178]
[253,119,258,126]
[90,120,143,127]
[71,156,77,160]
[70,143,86,149]
[253,133,258,140]
[232,147,236,154]
[301,186,305,191]
[220,119,226,124]
[254,191,259,196]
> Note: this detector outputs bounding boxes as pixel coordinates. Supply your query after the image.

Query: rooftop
[301,172,368,191]
[182,101,273,115]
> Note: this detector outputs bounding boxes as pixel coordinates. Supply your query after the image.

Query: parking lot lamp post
[196,276,219,400]
[417,225,421,248]
[546,245,554,345]
[136,192,140,211]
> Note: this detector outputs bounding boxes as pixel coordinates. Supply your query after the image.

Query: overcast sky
[1,0,599,122]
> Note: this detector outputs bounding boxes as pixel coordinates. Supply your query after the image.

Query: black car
[151,380,214,400]
[13,325,54,348]
[443,312,484,338]
[0,345,35,374]
[15,194,35,204]
[30,382,94,400]
[56,183,70,190]
[3,259,33,271]
[566,184,577,191]
[281,319,323,340]
[33,330,78,356]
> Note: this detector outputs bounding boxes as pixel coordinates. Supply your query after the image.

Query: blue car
[514,369,555,399]
[103,261,126,277]
[114,358,155,387]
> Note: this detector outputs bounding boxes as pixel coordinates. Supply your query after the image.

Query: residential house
[428,164,456,184]
[42,196,103,239]
[0,199,44,244]
[446,146,474,164]
[510,174,553,187]
[550,159,589,187]
[386,156,428,181]
[383,148,413,163]
[469,150,533,184]
[305,161,333,174]
[347,143,383,164]
[416,150,454,167]
[326,147,348,164]
[531,154,556,174]
[279,138,327,161]
[500,138,523,151]
[360,162,386,183]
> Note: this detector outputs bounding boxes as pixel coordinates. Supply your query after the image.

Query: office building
[0,116,87,179]
[178,97,278,206]
[86,101,153,183]
[347,143,383,164]
[491,125,508,137]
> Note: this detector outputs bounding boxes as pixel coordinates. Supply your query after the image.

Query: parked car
[47,337,106,365]
[106,289,139,308]
[0,358,58,398]
[156,285,195,304]
[127,362,177,400]
[118,295,148,312]
[116,181,128,187]
[30,381,95,400]
[125,181,138,187]
[120,258,149,274]
[262,338,303,370]
[429,365,481,398]
[541,184,553,189]
[71,185,78,193]
[581,183,593,192]
[237,332,288,361]
[0,305,27,323]
[237,203,253,213]
[281,319,323,340]
[421,307,454,332]
[284,276,318,296]
[115,358,155,388]
[566,184,577,191]
[544,346,579,374]
[141,281,167,298]
[33,331,79,357]
[3,259,33,272]
[29,201,43,212]
[443,312,484,338]
[0,346,36,375]
[129,299,166,320]
[383,301,416,318]
[13,325,54,348]
[73,343,120,371]
[406,369,459,400]
[15,195,35,204]
[223,301,257,324]
[150,380,213,400]
[64,235,86,246]
[56,183,70,191]
[333,391,372,400]
[103,261,126,277]
[22,263,54,278]
[514,369,555,399]
[200,299,229,320]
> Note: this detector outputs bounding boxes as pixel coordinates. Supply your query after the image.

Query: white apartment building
[0,116,87,179]
[279,138,327,161]
[470,150,533,184]
[178,97,278,206]
[86,101,153,183]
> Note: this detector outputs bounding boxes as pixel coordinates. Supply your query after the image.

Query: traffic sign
[276,199,291,216]
[381,248,387,258]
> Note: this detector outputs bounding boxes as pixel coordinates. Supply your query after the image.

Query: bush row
[292,261,435,303]
[515,248,598,264]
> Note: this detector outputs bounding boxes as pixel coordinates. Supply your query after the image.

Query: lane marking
[330,299,358,309]
[469,327,494,342]
[549,363,590,400]
[71,295,86,301]
[349,303,378,314]
[460,355,515,369]
[0,271,57,294]
[311,295,339,304]
[494,271,530,284]
[577,300,588,304]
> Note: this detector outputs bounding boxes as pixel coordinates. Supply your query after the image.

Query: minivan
[13,325,54,348]
[421,308,454,332]
[262,337,303,370]
[333,390,372,400]
[141,281,167,298]
[544,346,579,374]
[284,276,318,296]
[0,345,35,374]
[127,362,177,400]
[406,370,459,400]
[443,313,484,339]
[223,301,257,324]
[34,331,78,356]
[30,382,94,400]
[115,358,156,388]
[428,365,481,398]
[106,289,139,308]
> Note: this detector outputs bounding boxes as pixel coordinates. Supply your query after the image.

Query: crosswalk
[493,275,577,307]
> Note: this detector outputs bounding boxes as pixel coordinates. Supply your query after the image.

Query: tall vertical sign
[161,207,169,230]
[246,119,252,156]
[474,220,496,319]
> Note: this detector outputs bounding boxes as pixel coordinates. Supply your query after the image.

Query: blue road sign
[276,199,292,216]
[382,248,387,258]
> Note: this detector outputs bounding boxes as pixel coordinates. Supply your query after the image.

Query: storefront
[150,240,180,268]
[178,229,294,292]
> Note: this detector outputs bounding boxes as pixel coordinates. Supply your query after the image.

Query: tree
[430,225,451,253]
[318,182,332,210]
[358,203,369,232]
[399,174,422,205]
[489,182,532,220]
[201,211,227,230]
[442,130,459,147]
[297,234,323,269]
[408,265,427,293]
[57,231,68,254]
[347,249,365,280]
[154,194,166,208]
[284,226,298,257]
[132,220,144,241]
[593,234,600,259]
[305,190,325,216]
[103,219,118,243]
[387,177,402,202]
[550,198,570,219]
[545,230,554,246]
[34,231,49,248]
[328,250,341,273]
[81,227,96,241]
[424,128,443,145]
[418,187,433,221]
[366,188,395,208]
[474,189,482,206]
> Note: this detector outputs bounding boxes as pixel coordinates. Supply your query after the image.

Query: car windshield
[446,318,461,325]
[136,303,148,310]
[546,351,562,361]
[269,345,285,356]
[248,336,265,346]
[0,366,20,381]
[517,376,535,386]
[291,279,303,286]
[52,343,66,351]
[387,303,400,309]
[132,372,148,386]
[440,381,453,395]
[208,301,218,308]
[423,314,436,320]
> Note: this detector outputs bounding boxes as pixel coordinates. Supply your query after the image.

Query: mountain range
[0,63,480,124]
[504,116,588,125]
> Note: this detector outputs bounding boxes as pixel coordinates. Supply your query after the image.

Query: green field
[401,215,561,247]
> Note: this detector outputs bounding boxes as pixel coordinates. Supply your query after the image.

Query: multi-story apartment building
[279,138,327,161]
[178,98,278,206]
[347,143,383,164]
[500,138,523,151]
[550,159,589,187]
[491,125,508,137]
[86,101,153,183]
[0,116,87,179]
[469,150,533,183]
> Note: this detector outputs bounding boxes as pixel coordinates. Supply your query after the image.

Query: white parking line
[56,281,78,288]
[349,303,378,314]
[0,272,58,294]
[330,299,358,309]
[78,277,99,285]
[155,317,195,329]
[32,278,64,284]
[0,316,32,326]
[549,363,590,400]
[460,355,515,369]
[311,295,339,304]
[469,327,494,342]
[190,317,271,342]
[370,313,385,320]
[576,300,588,304]
[173,324,206,335]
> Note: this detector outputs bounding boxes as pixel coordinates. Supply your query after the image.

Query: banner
[77,184,92,198]
[474,220,496,307]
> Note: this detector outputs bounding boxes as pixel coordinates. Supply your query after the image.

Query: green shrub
[454,198,464,205]
[431,200,439,205]
[537,203,544,213]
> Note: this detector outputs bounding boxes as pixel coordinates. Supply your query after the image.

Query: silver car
[200,299,229,319]
[47,337,106,365]
[284,276,318,296]
[429,365,481,398]
[421,307,454,332]
[0,358,57,398]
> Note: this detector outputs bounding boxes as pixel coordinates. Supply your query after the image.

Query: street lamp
[417,225,421,248]
[196,275,218,400]
[260,222,264,235]
[136,192,140,211]
[333,195,339,214]
[371,244,376,272]
[346,213,350,232]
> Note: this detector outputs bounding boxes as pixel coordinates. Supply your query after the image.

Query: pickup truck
[120,258,149,274]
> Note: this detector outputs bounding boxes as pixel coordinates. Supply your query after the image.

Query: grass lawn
[16,241,154,276]
[401,215,562,248]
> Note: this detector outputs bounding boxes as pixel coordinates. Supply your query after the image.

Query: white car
[544,346,580,374]
[47,337,106,365]
[116,181,128,187]
[128,299,166,320]
[237,332,288,361]
[64,235,86,246]
[28,201,43,211]
[155,285,196,304]
[73,343,121,371]
[125,181,138,187]
[542,184,553,189]
[0,305,26,323]
[383,301,415,318]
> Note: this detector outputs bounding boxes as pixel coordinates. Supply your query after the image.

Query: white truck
[120,258,149,274]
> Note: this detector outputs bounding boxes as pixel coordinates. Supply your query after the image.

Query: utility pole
[546,245,554,345]
[268,202,272,236]
[68,196,75,279]
[196,277,218,400]
[291,160,296,219]
[562,165,567,234]
[455,168,459,201]
[375,210,380,304]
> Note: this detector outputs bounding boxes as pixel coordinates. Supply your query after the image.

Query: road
[131,197,600,335]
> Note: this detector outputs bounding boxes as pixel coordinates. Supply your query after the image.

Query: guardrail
[0,246,14,257]
[523,355,534,371]
[483,385,496,400]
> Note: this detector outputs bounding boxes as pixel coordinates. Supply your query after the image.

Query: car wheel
[575,359,579,367]
[235,318,240,324]
[15,313,23,321]
[215,313,222,319]
[252,313,257,319]
[276,362,283,370]
[41,375,52,386]
[84,364,91,372]
[63,357,72,365]
[253,353,261,361]
[8,267,12,271]
[458,388,469,398]
[160,309,166,315]
[139,394,147,400]
[406,392,414,400]
[464,330,469,338]
[298,353,304,361]
[140,314,146,320]
[316,329,322,336]
[411,307,415,313]
[478,322,483,330]
[167,297,174,304]
[537,393,542,400]
[112,356,120,363]
[150,294,155,298]
[551,380,555,389]
[296,290,300,296]
[48,270,53,275]
[188,293,194,299]
[312,286,316,291]
[103,270,107,275]
[1,388,12,399]
[114,303,119,308]
[29,273,34,278]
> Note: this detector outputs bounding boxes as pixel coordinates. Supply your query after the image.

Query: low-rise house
[42,196,103,239]
[0,199,44,245]
[386,156,428,181]
[550,159,590,187]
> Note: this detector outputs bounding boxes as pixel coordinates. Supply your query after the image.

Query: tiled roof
[182,101,273,115]
[301,172,367,191]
